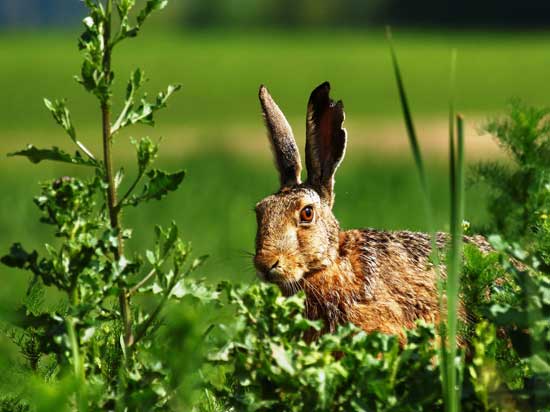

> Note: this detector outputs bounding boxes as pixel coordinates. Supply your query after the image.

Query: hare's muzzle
[254,254,280,280]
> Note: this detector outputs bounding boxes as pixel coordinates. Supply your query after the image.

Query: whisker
[237,249,255,258]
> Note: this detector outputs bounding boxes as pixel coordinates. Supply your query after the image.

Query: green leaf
[270,343,295,375]
[170,279,219,302]
[127,84,181,127]
[146,250,157,265]
[1,243,38,270]
[111,79,181,133]
[8,145,98,167]
[137,0,169,26]
[133,169,185,204]
[135,137,158,174]
[191,255,208,271]
[44,98,76,140]
[162,222,179,257]
[528,354,550,374]
[44,98,96,159]
[116,0,136,18]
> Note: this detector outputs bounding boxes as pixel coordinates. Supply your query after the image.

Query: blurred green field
[1,29,545,305]
[1,29,550,135]
[0,152,491,304]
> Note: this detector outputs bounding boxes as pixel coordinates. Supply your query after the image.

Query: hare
[253,81,491,342]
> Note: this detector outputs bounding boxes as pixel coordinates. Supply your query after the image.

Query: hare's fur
[254,82,488,341]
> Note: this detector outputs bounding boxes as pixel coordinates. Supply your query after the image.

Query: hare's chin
[276,281,301,297]
[256,270,304,296]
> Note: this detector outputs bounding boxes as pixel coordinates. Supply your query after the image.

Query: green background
[2,28,549,306]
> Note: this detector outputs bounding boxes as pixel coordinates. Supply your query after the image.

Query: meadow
[2,17,550,410]
[2,28,550,305]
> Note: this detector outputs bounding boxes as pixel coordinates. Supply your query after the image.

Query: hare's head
[254,82,347,295]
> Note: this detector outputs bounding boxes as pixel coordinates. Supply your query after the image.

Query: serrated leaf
[8,145,98,167]
[44,98,95,160]
[138,169,185,202]
[112,82,181,133]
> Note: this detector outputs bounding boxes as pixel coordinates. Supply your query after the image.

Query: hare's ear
[259,85,302,188]
[305,81,347,207]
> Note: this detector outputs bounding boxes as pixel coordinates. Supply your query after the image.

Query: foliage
[199,52,550,412]
[472,101,550,247]
[205,282,443,412]
[202,248,550,411]
[1,1,218,410]
[2,5,550,412]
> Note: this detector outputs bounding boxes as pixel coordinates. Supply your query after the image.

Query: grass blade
[440,50,458,407]
[387,31,465,411]
[446,112,464,412]
[386,27,432,215]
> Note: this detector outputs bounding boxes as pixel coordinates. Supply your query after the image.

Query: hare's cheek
[274,226,299,251]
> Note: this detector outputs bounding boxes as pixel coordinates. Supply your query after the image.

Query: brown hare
[253,81,490,342]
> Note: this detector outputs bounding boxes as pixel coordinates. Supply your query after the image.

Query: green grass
[0,151,490,306]
[1,29,550,137]
[0,28,529,311]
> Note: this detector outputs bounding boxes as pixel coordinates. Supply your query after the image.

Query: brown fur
[254,82,487,343]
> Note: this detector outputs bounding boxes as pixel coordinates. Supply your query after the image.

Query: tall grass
[387,28,464,412]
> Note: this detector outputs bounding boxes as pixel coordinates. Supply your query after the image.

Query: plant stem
[128,267,156,297]
[67,317,88,411]
[101,0,133,348]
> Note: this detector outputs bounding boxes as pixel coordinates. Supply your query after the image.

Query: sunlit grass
[1,29,550,138]
[387,28,466,412]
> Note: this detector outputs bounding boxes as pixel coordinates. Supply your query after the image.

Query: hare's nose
[267,259,284,280]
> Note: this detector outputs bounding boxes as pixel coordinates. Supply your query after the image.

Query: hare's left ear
[305,82,347,207]
[259,85,302,189]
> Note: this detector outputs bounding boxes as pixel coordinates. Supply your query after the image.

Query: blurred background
[1,0,550,304]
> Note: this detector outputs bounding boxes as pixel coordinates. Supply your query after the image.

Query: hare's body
[302,229,444,338]
[254,82,489,340]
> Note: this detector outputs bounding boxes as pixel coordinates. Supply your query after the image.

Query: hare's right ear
[305,82,347,207]
[259,85,302,189]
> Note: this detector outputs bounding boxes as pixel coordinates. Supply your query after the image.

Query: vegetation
[472,101,550,250]
[201,48,550,411]
[1,2,549,412]
[1,1,217,410]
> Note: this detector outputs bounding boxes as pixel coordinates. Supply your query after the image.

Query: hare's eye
[300,206,314,223]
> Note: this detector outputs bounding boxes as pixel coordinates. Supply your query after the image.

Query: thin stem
[67,317,87,411]
[110,93,133,135]
[128,267,156,297]
[133,269,182,345]
[116,170,145,211]
[133,294,167,346]
[101,0,133,348]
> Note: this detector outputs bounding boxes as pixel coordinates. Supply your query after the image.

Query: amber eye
[300,206,314,223]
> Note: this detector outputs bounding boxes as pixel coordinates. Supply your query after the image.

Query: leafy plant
[471,100,550,248]
[205,282,444,412]
[1,1,217,410]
